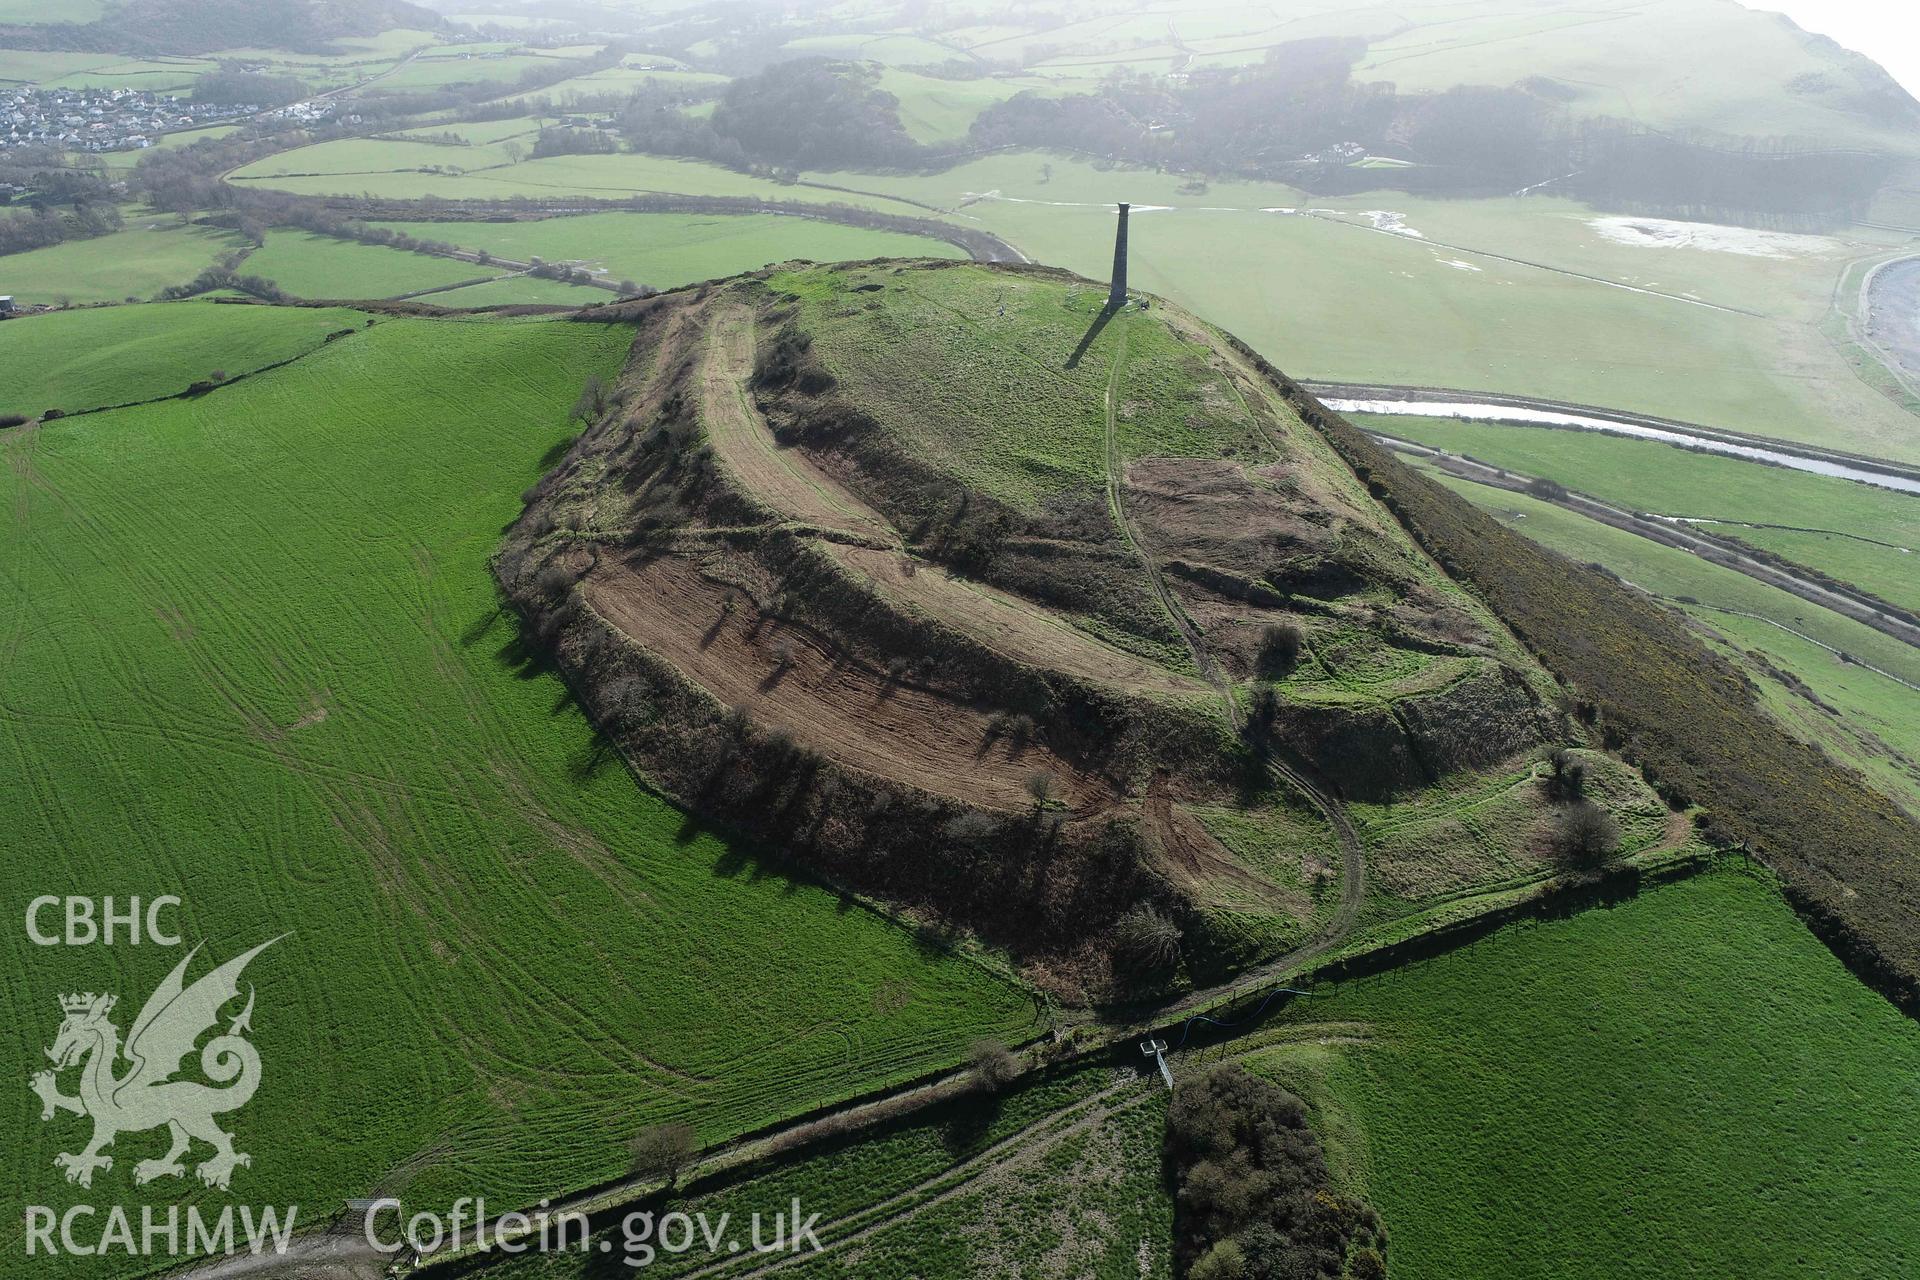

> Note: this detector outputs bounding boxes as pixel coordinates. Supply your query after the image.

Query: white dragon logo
[29,938,280,1191]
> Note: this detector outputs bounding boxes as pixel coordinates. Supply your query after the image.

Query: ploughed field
[501,260,1682,997]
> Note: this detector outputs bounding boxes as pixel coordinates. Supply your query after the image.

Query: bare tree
[968,1039,1019,1092]
[630,1122,697,1186]
[571,374,608,424]
[1551,802,1620,869]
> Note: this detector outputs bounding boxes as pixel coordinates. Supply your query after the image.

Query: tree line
[967,38,1892,224]
[0,148,120,258]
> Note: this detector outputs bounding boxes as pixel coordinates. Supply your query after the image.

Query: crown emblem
[59,992,112,1015]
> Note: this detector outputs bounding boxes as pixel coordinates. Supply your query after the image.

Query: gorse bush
[1115,905,1182,979]
[1543,744,1588,802]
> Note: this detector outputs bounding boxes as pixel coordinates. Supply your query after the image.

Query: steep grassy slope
[1274,368,1920,1007]
[499,261,1670,996]
[0,300,367,416]
[0,312,1032,1269]
[1411,466,1920,815]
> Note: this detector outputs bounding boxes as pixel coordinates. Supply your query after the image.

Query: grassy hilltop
[500,259,1682,998]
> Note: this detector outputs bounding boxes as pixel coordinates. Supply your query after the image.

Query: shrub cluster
[1166,1065,1387,1279]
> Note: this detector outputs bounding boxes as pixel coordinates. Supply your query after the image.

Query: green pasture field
[498,64,728,107]
[0,49,130,84]
[795,153,1918,462]
[372,51,587,92]
[0,313,1034,1268]
[201,36,435,84]
[1354,412,1920,615]
[235,133,530,177]
[250,137,1920,458]
[428,274,610,306]
[924,0,1918,150]
[370,212,966,292]
[1417,467,1920,812]
[241,230,502,299]
[44,56,212,92]
[225,145,933,216]
[0,216,249,305]
[1351,0,1920,153]
[0,300,366,416]
[1252,866,1920,1279]
[392,116,546,145]
[328,27,449,58]
[779,32,963,66]
[489,864,1919,1280]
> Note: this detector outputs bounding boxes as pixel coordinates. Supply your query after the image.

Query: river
[1321,398,1920,496]
[1866,256,1920,400]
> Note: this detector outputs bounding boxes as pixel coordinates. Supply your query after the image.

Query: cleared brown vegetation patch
[825,542,1203,699]
[495,262,1659,994]
[583,552,1109,813]
[1126,457,1337,582]
[1144,774,1310,920]
[700,306,897,543]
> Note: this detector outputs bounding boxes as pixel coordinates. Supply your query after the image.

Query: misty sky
[1740,0,1920,101]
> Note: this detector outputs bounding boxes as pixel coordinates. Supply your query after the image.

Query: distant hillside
[0,0,444,54]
